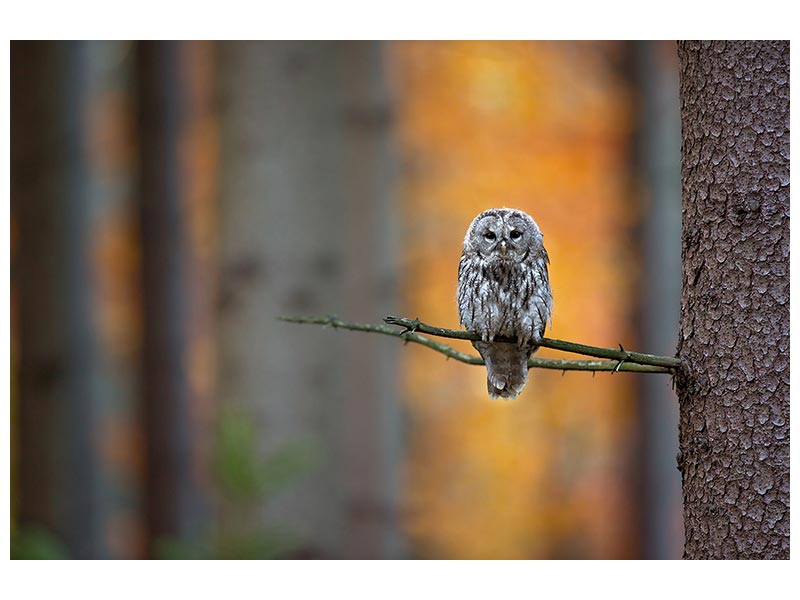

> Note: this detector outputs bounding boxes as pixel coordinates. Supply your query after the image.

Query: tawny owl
[457,208,553,399]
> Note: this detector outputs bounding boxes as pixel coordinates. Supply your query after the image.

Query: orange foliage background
[390,41,640,558]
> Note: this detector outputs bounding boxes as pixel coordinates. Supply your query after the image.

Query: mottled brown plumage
[457,208,552,399]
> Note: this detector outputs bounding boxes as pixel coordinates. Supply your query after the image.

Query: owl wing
[517,243,552,346]
[456,251,477,331]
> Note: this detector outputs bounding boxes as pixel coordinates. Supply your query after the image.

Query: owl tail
[473,341,531,400]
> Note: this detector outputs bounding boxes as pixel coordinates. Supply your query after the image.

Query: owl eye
[510,229,522,240]
[484,231,496,241]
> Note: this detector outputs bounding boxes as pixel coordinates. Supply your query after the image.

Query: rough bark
[676,41,789,559]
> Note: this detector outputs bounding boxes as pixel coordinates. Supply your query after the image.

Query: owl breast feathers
[457,208,552,399]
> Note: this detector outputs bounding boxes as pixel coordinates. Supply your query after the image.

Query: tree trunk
[676,41,789,559]
[12,41,102,559]
[136,41,207,552]
[215,41,404,558]
[631,40,683,559]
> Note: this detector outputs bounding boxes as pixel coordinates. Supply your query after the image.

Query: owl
[457,208,553,399]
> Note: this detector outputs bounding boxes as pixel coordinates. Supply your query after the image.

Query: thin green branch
[278,315,676,374]
[384,315,681,370]
[278,314,482,364]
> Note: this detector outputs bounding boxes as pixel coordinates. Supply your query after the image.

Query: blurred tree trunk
[631,40,683,559]
[11,41,103,558]
[136,41,207,553]
[216,41,403,558]
[676,41,789,559]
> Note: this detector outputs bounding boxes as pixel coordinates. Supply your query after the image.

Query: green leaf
[11,527,69,559]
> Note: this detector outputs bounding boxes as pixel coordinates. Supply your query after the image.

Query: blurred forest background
[10,40,683,559]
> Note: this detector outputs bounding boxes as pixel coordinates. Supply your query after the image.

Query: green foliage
[213,406,320,502]
[10,526,69,559]
[156,405,321,559]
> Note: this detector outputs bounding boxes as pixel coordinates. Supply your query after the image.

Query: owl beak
[499,240,509,256]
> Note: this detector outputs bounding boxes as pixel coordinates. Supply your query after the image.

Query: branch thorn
[399,316,422,337]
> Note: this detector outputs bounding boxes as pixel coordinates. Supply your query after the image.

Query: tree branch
[384,315,680,369]
[278,315,678,374]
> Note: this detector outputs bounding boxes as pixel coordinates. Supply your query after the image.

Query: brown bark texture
[676,41,789,559]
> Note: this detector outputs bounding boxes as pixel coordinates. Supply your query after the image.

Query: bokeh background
[10,40,683,559]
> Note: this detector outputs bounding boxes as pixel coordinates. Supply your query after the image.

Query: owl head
[463,208,543,262]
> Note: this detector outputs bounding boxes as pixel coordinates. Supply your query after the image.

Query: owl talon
[475,329,490,343]
[516,333,531,349]
[529,330,544,350]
